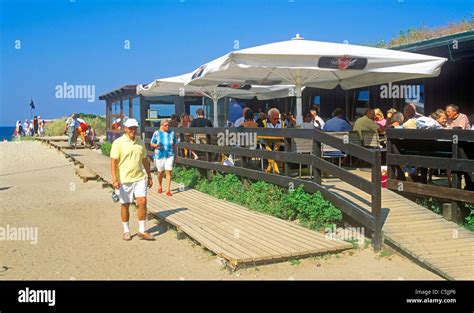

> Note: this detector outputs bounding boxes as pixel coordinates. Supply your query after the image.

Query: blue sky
[0,0,472,125]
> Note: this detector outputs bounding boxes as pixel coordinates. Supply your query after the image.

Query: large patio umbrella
[187,34,447,125]
[137,72,296,127]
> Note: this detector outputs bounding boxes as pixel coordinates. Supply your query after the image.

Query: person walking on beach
[38,116,44,136]
[110,118,155,241]
[65,113,78,148]
[178,113,199,160]
[33,116,39,136]
[150,119,177,197]
[85,125,97,149]
[23,120,29,136]
[18,121,24,137]
[28,121,34,136]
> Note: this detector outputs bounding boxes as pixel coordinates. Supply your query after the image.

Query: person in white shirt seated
[310,108,325,129]
[234,107,250,127]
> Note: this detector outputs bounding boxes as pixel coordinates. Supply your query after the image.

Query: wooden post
[451,139,460,223]
[284,137,291,177]
[312,131,322,185]
[442,203,453,221]
[386,132,395,180]
[371,150,382,251]
[120,99,123,121]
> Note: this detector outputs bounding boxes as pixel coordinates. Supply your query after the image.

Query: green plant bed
[100,141,112,156]
[171,165,343,231]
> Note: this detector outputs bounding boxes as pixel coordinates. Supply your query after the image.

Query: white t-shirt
[313,116,325,129]
[234,116,245,127]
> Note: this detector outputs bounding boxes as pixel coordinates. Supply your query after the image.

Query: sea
[0,126,16,141]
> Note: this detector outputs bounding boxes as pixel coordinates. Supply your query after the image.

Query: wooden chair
[361,130,381,149]
[321,132,349,168]
[291,138,313,177]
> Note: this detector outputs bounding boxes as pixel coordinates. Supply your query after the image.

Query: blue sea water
[0,126,16,141]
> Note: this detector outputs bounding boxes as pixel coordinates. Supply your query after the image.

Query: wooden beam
[387,179,474,203]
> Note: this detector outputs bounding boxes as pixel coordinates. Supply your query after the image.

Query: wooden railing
[145,127,383,250]
[386,128,474,220]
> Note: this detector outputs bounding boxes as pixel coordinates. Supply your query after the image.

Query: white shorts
[154,156,174,172]
[118,178,147,204]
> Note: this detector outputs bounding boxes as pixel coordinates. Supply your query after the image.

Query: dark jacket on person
[190,117,213,127]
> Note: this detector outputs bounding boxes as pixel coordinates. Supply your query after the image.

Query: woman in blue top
[150,119,178,197]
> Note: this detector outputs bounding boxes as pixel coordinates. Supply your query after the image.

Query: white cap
[124,118,139,128]
[116,118,121,123]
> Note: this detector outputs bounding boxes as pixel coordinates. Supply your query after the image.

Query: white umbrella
[137,72,296,127]
[187,34,447,126]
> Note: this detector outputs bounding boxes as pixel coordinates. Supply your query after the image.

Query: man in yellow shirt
[110,119,155,241]
[353,108,383,140]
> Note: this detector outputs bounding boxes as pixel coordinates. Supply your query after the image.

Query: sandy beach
[0,141,442,280]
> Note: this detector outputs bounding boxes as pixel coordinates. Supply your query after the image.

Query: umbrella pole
[296,84,303,127]
[212,98,218,127]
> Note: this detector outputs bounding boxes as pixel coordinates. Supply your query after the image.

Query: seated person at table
[445,104,471,130]
[323,108,352,132]
[402,103,423,129]
[190,108,213,127]
[429,109,447,128]
[286,113,297,128]
[387,112,404,128]
[234,107,250,127]
[256,112,267,128]
[260,108,285,128]
[374,108,387,129]
[310,107,325,129]
[353,108,383,139]
[241,108,258,128]
[386,108,397,121]
[169,114,180,128]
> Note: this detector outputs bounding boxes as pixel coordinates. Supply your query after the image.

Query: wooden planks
[50,144,352,268]
[322,171,474,281]
[48,142,474,278]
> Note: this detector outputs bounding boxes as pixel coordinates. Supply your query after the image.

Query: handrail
[145,126,383,250]
[386,128,474,205]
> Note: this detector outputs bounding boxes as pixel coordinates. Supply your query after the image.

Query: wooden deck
[45,139,352,269]
[43,138,474,277]
[323,172,474,280]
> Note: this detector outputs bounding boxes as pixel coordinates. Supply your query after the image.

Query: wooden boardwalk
[44,139,352,269]
[323,173,474,280]
[43,138,474,277]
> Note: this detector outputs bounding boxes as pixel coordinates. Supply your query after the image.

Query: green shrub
[101,141,112,156]
[238,181,283,217]
[172,166,200,188]
[279,186,343,230]
[279,185,311,221]
[196,172,243,202]
[173,167,343,232]
[465,204,474,232]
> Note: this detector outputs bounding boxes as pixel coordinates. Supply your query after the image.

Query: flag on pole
[29,100,35,109]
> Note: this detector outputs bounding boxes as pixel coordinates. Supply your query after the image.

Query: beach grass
[44,114,106,136]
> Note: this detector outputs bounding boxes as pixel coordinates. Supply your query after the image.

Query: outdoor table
[257,135,285,174]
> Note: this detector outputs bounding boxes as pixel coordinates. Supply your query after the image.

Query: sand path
[0,141,441,280]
